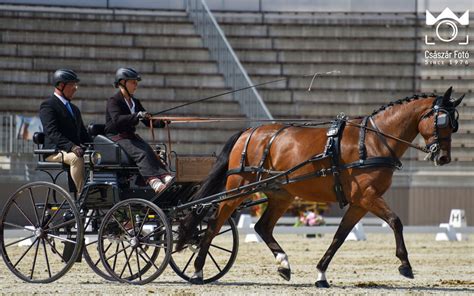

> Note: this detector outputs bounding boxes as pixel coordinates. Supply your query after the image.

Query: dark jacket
[39,95,91,152]
[105,91,164,136]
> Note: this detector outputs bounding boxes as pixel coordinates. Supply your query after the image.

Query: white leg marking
[192,270,203,279]
[316,269,327,281]
[275,252,290,269]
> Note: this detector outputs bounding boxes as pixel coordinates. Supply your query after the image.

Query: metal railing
[187,0,273,122]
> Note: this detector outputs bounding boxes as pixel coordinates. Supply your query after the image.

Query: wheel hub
[130,237,139,248]
[34,227,45,238]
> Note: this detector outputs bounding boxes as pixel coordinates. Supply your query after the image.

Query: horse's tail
[176,130,244,251]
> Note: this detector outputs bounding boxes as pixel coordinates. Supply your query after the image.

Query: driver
[105,67,174,195]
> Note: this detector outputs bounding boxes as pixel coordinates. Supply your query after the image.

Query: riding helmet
[52,69,80,86]
[114,67,142,88]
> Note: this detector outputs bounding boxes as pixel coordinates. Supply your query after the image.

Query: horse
[176,87,464,287]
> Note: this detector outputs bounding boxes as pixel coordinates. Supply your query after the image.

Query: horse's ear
[442,86,453,104]
[451,94,465,107]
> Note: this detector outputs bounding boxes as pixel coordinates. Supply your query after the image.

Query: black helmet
[114,67,141,88]
[53,69,80,87]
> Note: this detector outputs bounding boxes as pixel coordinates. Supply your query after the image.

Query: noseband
[420,96,459,158]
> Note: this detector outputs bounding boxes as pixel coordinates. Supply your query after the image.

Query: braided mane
[371,93,436,117]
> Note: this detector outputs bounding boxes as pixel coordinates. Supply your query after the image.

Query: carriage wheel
[0,181,83,283]
[169,215,239,284]
[98,199,172,285]
[82,208,115,281]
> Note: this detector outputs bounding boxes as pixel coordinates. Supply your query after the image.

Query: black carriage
[0,124,239,284]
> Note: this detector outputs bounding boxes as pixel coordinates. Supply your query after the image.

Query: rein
[148,116,431,154]
[344,119,430,153]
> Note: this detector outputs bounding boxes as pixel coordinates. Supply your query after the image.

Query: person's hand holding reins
[137,111,152,120]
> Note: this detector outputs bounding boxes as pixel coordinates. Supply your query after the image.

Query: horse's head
[418,87,464,166]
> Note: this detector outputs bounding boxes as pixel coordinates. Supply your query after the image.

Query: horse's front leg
[366,197,413,279]
[315,205,367,288]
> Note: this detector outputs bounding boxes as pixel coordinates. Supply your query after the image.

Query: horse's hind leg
[253,191,294,281]
[315,205,367,288]
[366,197,413,279]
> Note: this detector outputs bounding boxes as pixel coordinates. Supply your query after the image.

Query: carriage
[0,88,464,287]
[0,123,242,284]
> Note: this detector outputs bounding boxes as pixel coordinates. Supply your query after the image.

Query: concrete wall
[0,0,473,13]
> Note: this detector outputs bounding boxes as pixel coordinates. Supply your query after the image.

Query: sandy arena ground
[0,233,473,295]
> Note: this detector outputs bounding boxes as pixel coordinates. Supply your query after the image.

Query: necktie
[65,101,75,118]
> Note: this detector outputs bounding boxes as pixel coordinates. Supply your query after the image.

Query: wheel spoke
[135,245,142,281]
[28,188,40,226]
[128,204,136,235]
[30,239,40,279]
[172,245,189,254]
[42,199,67,229]
[105,243,131,261]
[112,243,120,273]
[12,201,35,228]
[210,243,233,253]
[182,251,196,274]
[12,237,38,268]
[211,244,232,254]
[41,188,50,225]
[45,219,76,231]
[207,250,222,273]
[94,242,112,267]
[216,227,232,236]
[42,239,52,278]
[118,242,133,279]
[44,237,67,262]
[140,241,168,249]
[142,226,165,241]
[111,215,132,237]
[46,233,77,244]
[3,221,35,232]
[138,246,160,271]
[5,234,36,248]
[137,208,150,235]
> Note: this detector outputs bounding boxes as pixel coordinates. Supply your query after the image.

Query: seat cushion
[93,135,135,165]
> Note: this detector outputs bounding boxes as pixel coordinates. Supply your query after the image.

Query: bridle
[420,96,459,161]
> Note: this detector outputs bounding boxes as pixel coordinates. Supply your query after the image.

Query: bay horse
[176,87,463,287]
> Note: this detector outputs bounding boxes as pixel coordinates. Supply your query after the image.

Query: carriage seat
[88,124,135,166]
[33,132,68,170]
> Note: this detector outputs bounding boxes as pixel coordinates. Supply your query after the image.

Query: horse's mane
[371,93,436,117]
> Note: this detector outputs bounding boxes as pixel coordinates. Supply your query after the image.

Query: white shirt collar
[124,97,136,114]
[54,92,69,105]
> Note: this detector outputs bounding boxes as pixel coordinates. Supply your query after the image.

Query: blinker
[436,113,449,128]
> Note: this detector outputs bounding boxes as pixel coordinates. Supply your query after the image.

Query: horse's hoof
[398,264,414,279]
[189,276,204,285]
[315,280,330,288]
[278,267,291,281]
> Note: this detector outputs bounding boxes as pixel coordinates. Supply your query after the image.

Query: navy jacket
[39,95,91,152]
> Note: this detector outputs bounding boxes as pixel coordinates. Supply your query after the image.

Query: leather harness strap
[359,116,369,160]
[256,125,292,180]
[239,126,259,173]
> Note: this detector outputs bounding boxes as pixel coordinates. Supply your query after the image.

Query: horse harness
[227,115,403,209]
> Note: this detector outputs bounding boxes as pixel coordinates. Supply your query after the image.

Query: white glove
[137,111,151,120]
